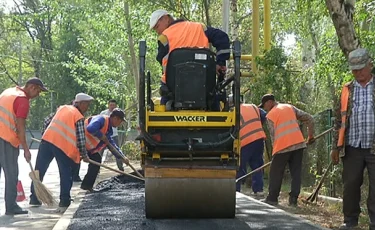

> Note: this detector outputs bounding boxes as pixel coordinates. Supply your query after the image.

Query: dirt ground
[241,182,369,230]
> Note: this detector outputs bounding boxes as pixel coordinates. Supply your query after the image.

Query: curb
[52,190,87,230]
[236,192,329,230]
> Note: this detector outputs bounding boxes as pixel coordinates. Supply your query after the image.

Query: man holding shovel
[80,108,129,192]
[0,77,47,215]
[29,93,93,211]
[259,94,315,207]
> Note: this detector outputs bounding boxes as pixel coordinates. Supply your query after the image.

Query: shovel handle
[87,159,144,181]
[106,142,144,178]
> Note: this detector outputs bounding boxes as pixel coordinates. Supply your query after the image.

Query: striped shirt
[347,78,375,149]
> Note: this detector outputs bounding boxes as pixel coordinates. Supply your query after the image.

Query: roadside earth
[240,183,368,230]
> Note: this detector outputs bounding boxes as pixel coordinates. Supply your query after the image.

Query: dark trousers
[267,148,304,202]
[30,140,76,206]
[81,152,102,189]
[342,146,375,228]
[0,138,20,211]
[236,139,264,192]
[72,162,81,179]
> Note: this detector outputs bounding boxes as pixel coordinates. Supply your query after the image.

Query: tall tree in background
[325,0,359,56]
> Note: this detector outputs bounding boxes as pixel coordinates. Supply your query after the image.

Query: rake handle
[88,159,144,181]
[307,161,334,202]
[236,127,334,183]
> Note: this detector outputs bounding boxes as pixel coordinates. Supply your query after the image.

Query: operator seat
[165,47,217,111]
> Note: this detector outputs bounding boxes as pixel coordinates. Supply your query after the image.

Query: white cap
[74,93,94,103]
[149,9,169,29]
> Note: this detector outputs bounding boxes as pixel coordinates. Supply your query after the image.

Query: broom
[28,161,56,206]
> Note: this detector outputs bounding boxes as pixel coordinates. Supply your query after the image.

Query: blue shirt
[347,78,375,149]
[86,115,125,158]
[259,108,267,124]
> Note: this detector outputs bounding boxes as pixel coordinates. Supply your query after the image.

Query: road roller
[137,40,242,218]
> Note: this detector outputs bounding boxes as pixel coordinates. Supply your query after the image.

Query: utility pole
[18,40,22,85]
[222,0,230,34]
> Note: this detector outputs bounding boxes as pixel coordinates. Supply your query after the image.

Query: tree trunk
[325,0,359,57]
[202,0,211,27]
[124,1,139,101]
[230,0,238,41]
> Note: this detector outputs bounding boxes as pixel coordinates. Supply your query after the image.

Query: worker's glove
[122,156,130,165]
[100,135,109,143]
[159,84,171,97]
[82,156,90,163]
[216,65,227,76]
[306,136,315,145]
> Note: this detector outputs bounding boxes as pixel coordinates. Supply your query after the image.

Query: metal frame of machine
[138,40,242,218]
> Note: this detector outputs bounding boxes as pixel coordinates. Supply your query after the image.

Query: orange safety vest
[42,105,84,163]
[266,103,305,155]
[84,115,110,152]
[240,104,266,147]
[160,21,209,83]
[337,84,350,147]
[0,87,28,147]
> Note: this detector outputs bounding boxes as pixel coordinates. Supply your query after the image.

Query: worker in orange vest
[259,94,315,206]
[0,77,47,215]
[331,48,375,230]
[149,9,230,106]
[234,96,267,195]
[80,108,129,192]
[29,93,93,211]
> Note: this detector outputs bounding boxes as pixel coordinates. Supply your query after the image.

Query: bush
[121,141,141,160]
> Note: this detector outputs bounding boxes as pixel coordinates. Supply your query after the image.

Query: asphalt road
[67,175,327,230]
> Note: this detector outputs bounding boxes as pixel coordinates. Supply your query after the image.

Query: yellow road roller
[137,40,242,218]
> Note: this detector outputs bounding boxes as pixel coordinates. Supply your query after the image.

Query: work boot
[73,176,82,182]
[6,205,28,215]
[80,185,94,193]
[260,198,278,206]
[59,199,72,208]
[339,222,358,229]
[251,191,265,197]
[288,196,298,207]
[29,198,42,207]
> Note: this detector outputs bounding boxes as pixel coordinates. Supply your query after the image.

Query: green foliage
[121,140,141,160]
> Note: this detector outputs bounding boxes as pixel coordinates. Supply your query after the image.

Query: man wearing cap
[0,77,47,215]
[80,108,129,192]
[149,9,230,105]
[259,94,314,207]
[29,93,93,211]
[331,48,375,230]
[99,99,124,171]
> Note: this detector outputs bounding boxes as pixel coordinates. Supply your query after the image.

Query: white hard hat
[74,93,94,102]
[149,9,169,29]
